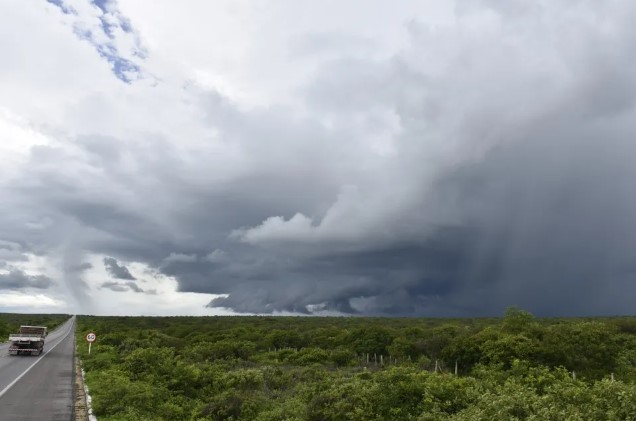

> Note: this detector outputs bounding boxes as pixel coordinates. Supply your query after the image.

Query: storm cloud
[100,280,152,294]
[1,0,636,316]
[0,270,54,290]
[103,257,136,280]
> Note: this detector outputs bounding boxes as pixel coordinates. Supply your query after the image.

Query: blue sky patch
[92,0,110,13]
[46,0,76,15]
[48,0,143,83]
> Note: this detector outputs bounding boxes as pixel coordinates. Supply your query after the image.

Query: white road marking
[0,319,75,399]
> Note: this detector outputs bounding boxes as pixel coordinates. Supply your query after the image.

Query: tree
[388,337,418,360]
[501,307,536,335]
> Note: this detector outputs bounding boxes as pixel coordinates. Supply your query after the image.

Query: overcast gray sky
[1,0,636,316]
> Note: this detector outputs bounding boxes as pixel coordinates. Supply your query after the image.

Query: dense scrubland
[0,313,70,340]
[76,308,636,421]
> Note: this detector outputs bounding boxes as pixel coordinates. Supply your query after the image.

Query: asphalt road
[0,317,76,420]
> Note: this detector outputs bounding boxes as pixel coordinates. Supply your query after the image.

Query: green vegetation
[0,313,71,340]
[77,308,636,420]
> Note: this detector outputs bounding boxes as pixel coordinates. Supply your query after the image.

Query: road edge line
[0,318,75,399]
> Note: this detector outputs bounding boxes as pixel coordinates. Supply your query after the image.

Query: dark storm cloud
[0,270,54,290]
[203,133,636,317]
[427,131,636,316]
[207,120,636,317]
[204,230,482,315]
[100,280,128,292]
[103,257,136,280]
[208,1,636,316]
[100,280,151,294]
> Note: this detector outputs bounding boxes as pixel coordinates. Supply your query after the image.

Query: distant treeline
[77,308,636,420]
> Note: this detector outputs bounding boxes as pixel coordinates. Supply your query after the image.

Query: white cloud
[0,292,65,309]
[0,108,53,178]
[117,0,454,106]
[234,213,315,244]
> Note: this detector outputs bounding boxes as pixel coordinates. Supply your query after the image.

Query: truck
[8,325,48,356]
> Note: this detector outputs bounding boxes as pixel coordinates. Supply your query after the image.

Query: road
[0,316,76,420]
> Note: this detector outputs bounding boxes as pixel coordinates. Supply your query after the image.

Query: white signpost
[86,332,96,355]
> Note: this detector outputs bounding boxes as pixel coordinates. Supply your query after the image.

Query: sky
[1,0,636,317]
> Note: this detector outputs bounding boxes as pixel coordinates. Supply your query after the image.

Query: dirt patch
[74,347,89,421]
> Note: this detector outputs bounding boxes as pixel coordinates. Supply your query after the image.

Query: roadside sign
[86,332,96,355]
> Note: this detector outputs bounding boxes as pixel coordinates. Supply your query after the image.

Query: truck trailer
[8,325,48,356]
